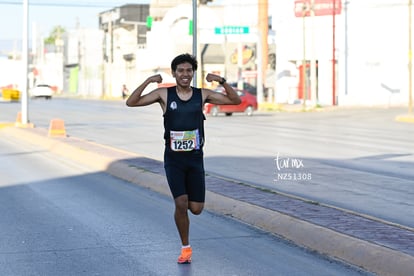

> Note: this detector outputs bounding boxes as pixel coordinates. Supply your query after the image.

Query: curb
[2,126,413,276]
[395,114,414,123]
[0,122,15,129]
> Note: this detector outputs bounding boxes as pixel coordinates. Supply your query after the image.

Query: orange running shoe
[177,247,192,264]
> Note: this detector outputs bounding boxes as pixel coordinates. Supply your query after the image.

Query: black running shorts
[164,148,205,202]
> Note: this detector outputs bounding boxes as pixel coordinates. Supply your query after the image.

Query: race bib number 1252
[170,129,199,152]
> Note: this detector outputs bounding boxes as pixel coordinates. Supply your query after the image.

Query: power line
[0,1,128,8]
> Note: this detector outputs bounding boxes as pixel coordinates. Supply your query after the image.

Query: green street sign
[214,26,250,35]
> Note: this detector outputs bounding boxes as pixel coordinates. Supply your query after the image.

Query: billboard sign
[294,0,342,17]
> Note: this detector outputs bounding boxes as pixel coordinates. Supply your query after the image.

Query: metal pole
[192,0,198,86]
[310,0,317,106]
[257,31,263,104]
[332,0,336,105]
[107,16,112,98]
[258,0,268,103]
[302,4,307,108]
[21,0,29,124]
[409,0,413,114]
[345,1,349,96]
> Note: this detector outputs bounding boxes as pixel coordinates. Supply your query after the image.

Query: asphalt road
[1,98,413,229]
[0,127,373,276]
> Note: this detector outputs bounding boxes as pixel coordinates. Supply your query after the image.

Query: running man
[126,53,241,264]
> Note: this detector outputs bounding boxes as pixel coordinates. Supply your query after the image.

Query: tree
[44,25,66,45]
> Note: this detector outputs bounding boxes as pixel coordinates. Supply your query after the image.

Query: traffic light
[146,16,153,30]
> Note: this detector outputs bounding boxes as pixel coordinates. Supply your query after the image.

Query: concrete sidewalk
[1,125,413,276]
[259,102,414,123]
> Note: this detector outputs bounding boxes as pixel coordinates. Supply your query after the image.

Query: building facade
[59,0,411,107]
[273,0,411,106]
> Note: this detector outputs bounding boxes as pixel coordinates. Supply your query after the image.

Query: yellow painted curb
[395,114,414,123]
[0,122,15,129]
[15,122,35,128]
[258,103,284,111]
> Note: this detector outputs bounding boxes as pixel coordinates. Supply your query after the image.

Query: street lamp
[21,0,29,125]
[192,0,198,86]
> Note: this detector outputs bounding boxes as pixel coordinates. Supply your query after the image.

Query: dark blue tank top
[163,86,205,151]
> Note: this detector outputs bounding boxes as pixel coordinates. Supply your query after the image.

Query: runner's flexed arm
[126,74,165,107]
[204,73,241,105]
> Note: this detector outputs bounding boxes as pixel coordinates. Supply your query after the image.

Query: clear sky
[0,0,150,51]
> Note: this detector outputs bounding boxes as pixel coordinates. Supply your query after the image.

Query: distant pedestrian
[126,53,240,264]
[122,84,129,99]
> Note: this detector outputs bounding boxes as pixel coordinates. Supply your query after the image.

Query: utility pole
[344,1,349,96]
[409,0,413,114]
[21,0,29,125]
[332,0,336,105]
[310,0,317,106]
[192,0,202,87]
[302,2,308,109]
[105,19,111,98]
[192,0,197,85]
[258,0,268,104]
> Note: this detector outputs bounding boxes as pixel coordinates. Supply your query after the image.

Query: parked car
[31,84,53,99]
[204,87,258,116]
[0,87,20,101]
